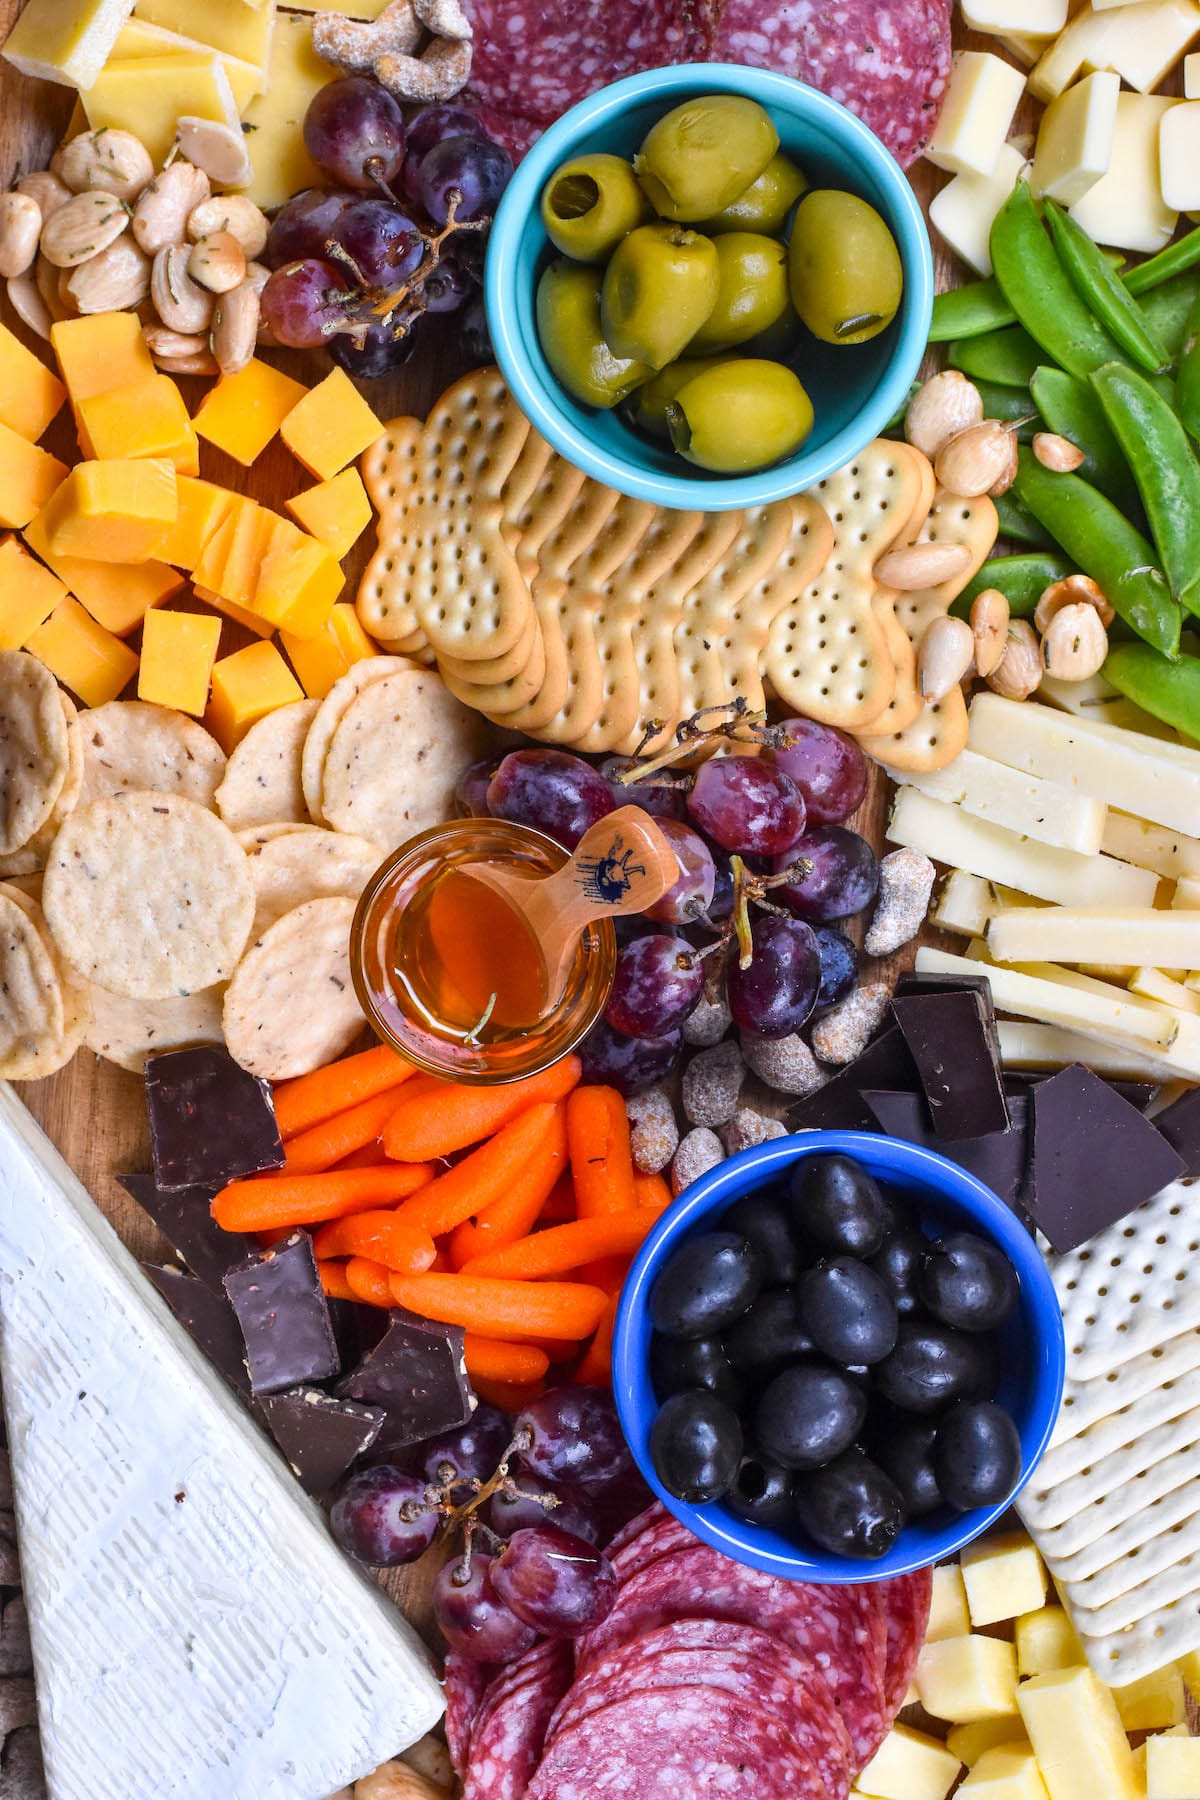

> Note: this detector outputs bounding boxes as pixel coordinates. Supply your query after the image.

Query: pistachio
[6,272,52,340]
[987,619,1042,700]
[0,194,42,279]
[151,243,215,334]
[1033,430,1086,473]
[874,541,973,590]
[143,324,209,362]
[186,194,268,260]
[54,129,154,202]
[187,230,246,294]
[16,171,71,221]
[1041,600,1109,681]
[1034,571,1115,633]
[132,161,211,256]
[65,236,151,313]
[39,189,129,268]
[212,278,260,375]
[175,117,253,189]
[905,370,984,461]
[969,587,1010,679]
[934,419,1019,498]
[918,614,975,702]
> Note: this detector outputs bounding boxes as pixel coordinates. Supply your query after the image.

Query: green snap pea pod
[1042,199,1170,375]
[948,325,1044,388]
[1124,225,1200,296]
[1175,290,1200,442]
[929,278,1017,342]
[990,180,1128,380]
[993,490,1055,550]
[974,382,1041,440]
[1090,361,1200,613]
[1029,365,1141,519]
[1135,272,1200,366]
[951,553,1076,620]
[1104,642,1200,736]
[1013,448,1181,658]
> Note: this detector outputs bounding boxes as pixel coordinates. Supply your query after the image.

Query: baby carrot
[539,1174,576,1223]
[319,1261,358,1302]
[463,1335,550,1385]
[273,1044,413,1138]
[345,1257,395,1307]
[632,1171,672,1215]
[311,1210,437,1273]
[212,1162,434,1233]
[396,1103,562,1239]
[566,1086,636,1217]
[447,1103,569,1268]
[460,1209,661,1281]
[574,1292,618,1387]
[282,1088,410,1175]
[470,1376,548,1411]
[388,1273,609,1341]
[382,1055,582,1161]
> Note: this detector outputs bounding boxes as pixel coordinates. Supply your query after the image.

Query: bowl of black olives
[611,1130,1065,1581]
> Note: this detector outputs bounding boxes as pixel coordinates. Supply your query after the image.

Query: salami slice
[604,1502,667,1560]
[608,1513,697,1586]
[460,98,546,162]
[711,0,952,168]
[464,1639,573,1800]
[878,1568,933,1717]
[444,1653,496,1777]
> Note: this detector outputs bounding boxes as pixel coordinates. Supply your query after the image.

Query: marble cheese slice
[0,1084,444,1800]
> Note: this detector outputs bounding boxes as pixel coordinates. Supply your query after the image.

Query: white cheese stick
[933,869,994,937]
[1173,877,1200,909]
[884,748,1106,854]
[1128,968,1200,1015]
[1038,671,1178,739]
[1102,811,1200,881]
[987,907,1200,966]
[997,1019,1182,1080]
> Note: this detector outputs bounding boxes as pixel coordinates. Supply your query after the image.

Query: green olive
[633,95,779,223]
[703,152,808,234]
[624,355,731,441]
[741,303,803,361]
[788,189,903,345]
[536,258,652,408]
[688,232,789,353]
[667,359,814,473]
[600,223,719,369]
[540,153,652,263]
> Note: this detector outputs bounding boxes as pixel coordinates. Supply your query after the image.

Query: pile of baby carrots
[210,1045,671,1408]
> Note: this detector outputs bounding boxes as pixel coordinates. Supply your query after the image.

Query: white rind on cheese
[885,749,1107,855]
[0,1084,444,1800]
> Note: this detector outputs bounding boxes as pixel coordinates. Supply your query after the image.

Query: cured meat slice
[604,1502,667,1560]
[463,1639,573,1800]
[607,1513,696,1586]
[444,1654,496,1777]
[878,1568,933,1717]
[461,99,546,162]
[526,1684,824,1800]
[711,0,952,168]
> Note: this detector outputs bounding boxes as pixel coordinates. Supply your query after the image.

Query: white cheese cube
[948,1720,1032,1768]
[961,1533,1048,1628]
[1186,47,1200,89]
[1174,875,1200,908]
[1014,1607,1084,1677]
[1111,1665,1187,1730]
[1104,0,1200,90]
[934,869,995,937]
[960,1745,1051,1799]
[928,51,1027,175]
[930,143,1028,275]
[1029,8,1110,100]
[1144,1729,1200,1798]
[916,1635,1020,1723]
[963,0,1068,25]
[1161,100,1200,211]
[997,30,1058,62]
[1071,92,1179,253]
[1031,69,1119,203]
[929,1564,973,1641]
[1016,1667,1145,1800]
[857,1725,963,1800]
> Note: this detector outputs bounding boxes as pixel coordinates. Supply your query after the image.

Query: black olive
[797,1256,899,1366]
[722,1191,801,1285]
[934,1401,1023,1512]
[649,1231,764,1339]
[873,1416,943,1518]
[794,1449,907,1559]
[724,1287,815,1376]
[790,1154,889,1258]
[727,1455,795,1529]
[651,1333,744,1408]
[649,1390,743,1503]
[919,1232,1020,1332]
[754,1360,867,1470]
[875,1321,999,1415]
[869,1227,927,1316]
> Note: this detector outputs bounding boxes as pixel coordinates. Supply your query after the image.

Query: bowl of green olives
[611,1131,1065,1581]
[485,63,933,508]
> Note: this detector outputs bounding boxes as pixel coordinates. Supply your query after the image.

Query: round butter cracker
[214,698,321,831]
[222,895,364,1080]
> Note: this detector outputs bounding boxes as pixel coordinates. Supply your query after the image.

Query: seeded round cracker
[301,655,418,823]
[0,651,70,856]
[246,827,382,936]
[237,822,325,852]
[214,699,321,831]
[77,701,226,808]
[0,886,66,1078]
[222,895,364,1080]
[82,982,225,1073]
[321,669,488,850]
[43,793,255,1000]
[0,880,90,1078]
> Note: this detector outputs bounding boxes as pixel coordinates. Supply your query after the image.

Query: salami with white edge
[444,1653,495,1777]
[879,1568,933,1716]
[463,1639,573,1800]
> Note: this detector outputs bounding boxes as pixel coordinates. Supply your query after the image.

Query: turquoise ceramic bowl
[484,63,934,510]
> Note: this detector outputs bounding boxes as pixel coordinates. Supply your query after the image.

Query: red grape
[774,827,880,921]
[490,1526,617,1636]
[644,819,716,924]
[333,197,423,287]
[605,933,703,1038]
[419,134,513,224]
[402,104,485,201]
[265,188,355,267]
[600,757,688,821]
[484,1472,601,1544]
[422,241,476,313]
[515,1387,633,1487]
[813,925,859,1011]
[768,719,868,825]
[579,1017,682,1095]
[304,76,407,191]
[329,1466,439,1566]
[261,258,356,348]
[455,757,501,817]
[328,320,418,378]
[687,755,806,856]
[461,293,493,363]
[433,1551,540,1661]
[420,1403,512,1489]
[727,913,821,1038]
[486,749,614,849]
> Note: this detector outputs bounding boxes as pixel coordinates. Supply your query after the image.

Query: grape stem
[616,700,805,785]
[369,189,487,335]
[700,854,815,971]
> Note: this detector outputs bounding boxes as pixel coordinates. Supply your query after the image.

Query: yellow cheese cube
[195,497,272,606]
[282,601,376,697]
[193,359,309,467]
[0,423,68,530]
[206,639,304,751]
[158,477,236,572]
[250,517,343,638]
[24,507,182,637]
[41,459,177,564]
[241,14,335,211]
[948,1720,1032,1768]
[2,0,136,89]
[1014,1608,1083,1678]
[26,596,138,707]
[915,1635,1020,1723]
[77,375,200,475]
[51,313,154,405]
[194,585,275,639]
[961,1533,1048,1628]
[959,1746,1050,1800]
[1176,1649,1200,1700]
[280,368,384,482]
[137,609,221,716]
[1016,1667,1144,1800]
[1111,1665,1186,1731]
[286,467,373,560]
[134,0,274,69]
[112,19,263,108]
[857,1725,963,1800]
[83,52,239,168]
[1144,1728,1200,1798]
[929,1565,973,1642]
[0,323,66,443]
[0,535,68,651]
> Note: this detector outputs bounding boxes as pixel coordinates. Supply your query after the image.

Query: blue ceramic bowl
[484,63,933,510]
[613,1130,1065,1582]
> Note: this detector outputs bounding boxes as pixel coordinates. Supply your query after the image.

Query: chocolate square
[260,1389,386,1495]
[1150,1087,1200,1175]
[143,1264,251,1398]
[787,1024,919,1132]
[337,1309,472,1453]
[119,1171,255,1294]
[145,1044,284,1193]
[863,1088,1033,1223]
[891,990,1009,1141]
[223,1233,340,1396]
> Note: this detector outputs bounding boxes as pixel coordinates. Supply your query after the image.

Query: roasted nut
[934,419,1019,498]
[175,116,253,188]
[187,230,246,294]
[681,1040,745,1129]
[1041,600,1109,680]
[6,272,52,339]
[313,0,423,75]
[400,1735,455,1791]
[39,189,129,268]
[243,258,276,344]
[132,160,211,256]
[970,587,1010,678]
[143,324,209,362]
[33,253,69,323]
[0,193,42,279]
[811,982,893,1064]
[681,989,732,1047]
[55,127,154,201]
[670,1126,724,1196]
[875,541,973,590]
[905,369,984,460]
[1033,430,1086,473]
[375,36,473,103]
[918,614,975,702]
[212,278,260,375]
[625,1085,679,1174]
[987,619,1042,700]
[187,194,269,259]
[355,1758,453,1800]
[153,348,220,376]
[55,266,79,318]
[740,1031,827,1096]
[151,242,215,334]
[864,848,937,957]
[16,170,71,219]
[65,235,151,313]
[1034,571,1115,633]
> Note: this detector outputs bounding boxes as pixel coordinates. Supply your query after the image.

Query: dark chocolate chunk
[337,1309,472,1453]
[1027,1065,1186,1252]
[145,1044,284,1193]
[863,1089,1033,1225]
[223,1233,340,1396]
[260,1388,386,1495]
[143,1264,251,1397]
[787,1024,919,1132]
[119,1171,255,1294]
[1150,1087,1200,1175]
[891,990,1009,1141]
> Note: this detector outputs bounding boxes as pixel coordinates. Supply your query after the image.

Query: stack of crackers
[355,369,998,773]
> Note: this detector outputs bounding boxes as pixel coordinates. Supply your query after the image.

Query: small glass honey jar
[350,819,617,1084]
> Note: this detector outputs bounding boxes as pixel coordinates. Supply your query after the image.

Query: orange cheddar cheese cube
[26,595,139,707]
[0,323,66,442]
[138,608,222,715]
[285,466,373,560]
[41,458,178,564]
[249,515,342,638]
[282,600,377,698]
[24,507,183,637]
[194,584,275,639]
[0,424,68,529]
[51,313,155,405]
[193,358,308,466]
[0,535,69,651]
[194,496,273,606]
[280,367,384,481]
[77,374,200,474]
[158,476,236,571]
[206,638,304,750]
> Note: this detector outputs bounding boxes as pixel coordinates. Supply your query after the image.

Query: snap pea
[973,381,1041,441]
[951,552,1076,620]
[948,324,1044,388]
[1090,361,1200,613]
[1175,290,1200,442]
[1135,272,1200,366]
[1013,448,1181,658]
[929,278,1017,342]
[1042,199,1170,375]
[1123,224,1200,297]
[990,180,1128,380]
[994,491,1055,550]
[1028,365,1141,519]
[1104,642,1200,738]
